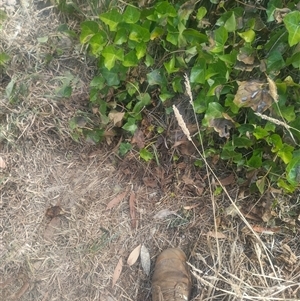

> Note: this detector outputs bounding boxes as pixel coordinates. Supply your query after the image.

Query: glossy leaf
[283,11,300,46]
[99,8,122,31]
[123,6,140,24]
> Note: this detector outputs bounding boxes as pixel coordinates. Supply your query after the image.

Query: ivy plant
[77,0,300,193]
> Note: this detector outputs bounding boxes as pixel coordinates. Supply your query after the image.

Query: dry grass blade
[129,191,137,229]
[267,76,279,103]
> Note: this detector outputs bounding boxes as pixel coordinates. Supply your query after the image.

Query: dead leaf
[108,111,125,127]
[44,217,61,241]
[143,177,157,188]
[182,175,195,185]
[112,257,123,287]
[153,209,177,219]
[129,191,137,229]
[45,205,63,219]
[106,190,128,210]
[274,8,291,23]
[234,80,273,113]
[252,225,280,234]
[267,76,279,103]
[209,118,234,138]
[127,244,141,266]
[219,174,235,186]
[131,128,145,149]
[0,156,6,169]
[207,231,226,239]
[183,204,200,210]
[140,245,151,276]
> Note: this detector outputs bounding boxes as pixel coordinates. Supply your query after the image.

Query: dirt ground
[1,1,300,301]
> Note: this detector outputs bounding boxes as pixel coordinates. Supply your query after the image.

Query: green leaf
[247,149,262,168]
[266,0,282,22]
[150,27,164,40]
[101,67,120,86]
[238,29,255,43]
[123,6,140,24]
[89,31,107,55]
[211,27,228,53]
[266,50,285,73]
[182,29,208,45]
[99,9,122,31]
[286,52,300,68]
[283,11,300,47]
[129,24,150,42]
[203,102,224,126]
[277,179,296,193]
[132,93,151,115]
[224,12,236,32]
[101,45,124,70]
[57,85,72,98]
[155,1,177,17]
[253,126,269,140]
[278,144,294,164]
[119,142,132,156]
[196,7,207,20]
[256,178,265,194]
[190,60,206,84]
[147,69,167,86]
[114,27,128,45]
[0,52,10,66]
[135,43,146,59]
[123,50,138,67]
[164,55,179,74]
[286,157,300,186]
[122,117,137,134]
[84,129,104,143]
[139,148,154,162]
[80,21,99,43]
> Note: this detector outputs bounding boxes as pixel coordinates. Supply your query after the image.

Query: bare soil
[1,2,300,301]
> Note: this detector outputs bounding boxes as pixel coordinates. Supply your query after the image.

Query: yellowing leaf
[108,111,125,126]
[112,257,123,287]
[127,244,141,266]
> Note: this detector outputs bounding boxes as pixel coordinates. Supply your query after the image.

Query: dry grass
[0,1,299,301]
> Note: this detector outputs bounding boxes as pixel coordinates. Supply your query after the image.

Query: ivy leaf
[283,11,300,47]
[190,59,206,84]
[238,29,255,43]
[267,50,285,74]
[211,27,228,53]
[256,178,265,194]
[164,55,179,74]
[122,117,137,134]
[123,6,140,24]
[89,31,107,55]
[102,45,124,70]
[119,142,132,156]
[99,8,123,31]
[80,21,99,43]
[203,102,224,127]
[123,50,138,67]
[286,157,300,186]
[139,148,153,162]
[132,93,151,115]
[147,69,167,86]
[224,12,236,32]
[129,24,150,42]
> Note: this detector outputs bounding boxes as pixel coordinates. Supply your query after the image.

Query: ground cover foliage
[62,0,300,195]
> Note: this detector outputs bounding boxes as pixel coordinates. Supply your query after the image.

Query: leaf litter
[112,257,123,287]
[106,189,129,210]
[127,244,141,266]
[140,245,151,276]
